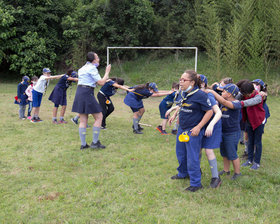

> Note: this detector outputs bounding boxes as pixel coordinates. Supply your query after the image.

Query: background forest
[1,0,280,83]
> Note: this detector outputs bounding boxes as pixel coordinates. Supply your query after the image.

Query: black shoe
[90,140,106,149]
[138,125,144,131]
[133,129,143,134]
[210,177,222,188]
[171,129,177,135]
[185,185,203,192]
[80,144,89,150]
[231,173,242,180]
[218,170,230,176]
[171,174,188,180]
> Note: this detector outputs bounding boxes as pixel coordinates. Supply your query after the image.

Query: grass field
[0,79,279,223]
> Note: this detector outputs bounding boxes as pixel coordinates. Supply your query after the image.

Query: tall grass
[0,56,279,223]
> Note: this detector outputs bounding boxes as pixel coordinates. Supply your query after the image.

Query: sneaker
[52,120,59,124]
[171,174,189,180]
[210,177,222,188]
[36,117,43,122]
[101,126,106,130]
[90,140,106,149]
[27,116,32,120]
[156,125,163,133]
[161,130,169,135]
[185,185,203,192]
[30,118,38,123]
[241,160,252,167]
[231,173,242,180]
[59,119,67,124]
[138,125,144,131]
[80,144,89,150]
[218,170,230,176]
[133,129,143,134]
[171,129,177,135]
[250,162,260,170]
[71,118,78,125]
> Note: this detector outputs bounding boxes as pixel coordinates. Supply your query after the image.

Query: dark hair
[172,82,179,89]
[87,52,96,62]
[252,81,267,92]
[184,70,201,89]
[134,83,149,90]
[240,81,255,95]
[110,77,124,87]
[221,77,233,84]
[66,69,74,76]
[236,79,250,88]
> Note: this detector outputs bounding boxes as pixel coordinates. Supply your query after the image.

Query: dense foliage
[1,0,280,78]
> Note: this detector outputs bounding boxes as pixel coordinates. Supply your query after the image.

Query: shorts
[220,131,240,160]
[32,90,43,107]
[130,106,143,113]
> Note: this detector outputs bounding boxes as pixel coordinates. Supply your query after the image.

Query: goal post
[106,46,198,72]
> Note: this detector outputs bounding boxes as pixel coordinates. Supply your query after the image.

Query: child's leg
[223,157,230,172]
[232,158,240,174]
[19,105,24,118]
[161,119,168,131]
[205,149,219,178]
[27,101,32,117]
[133,111,140,130]
[60,105,67,121]
[52,105,59,121]
[253,124,264,165]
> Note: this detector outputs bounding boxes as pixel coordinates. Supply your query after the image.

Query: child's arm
[45,74,64,80]
[206,89,235,109]
[165,105,179,117]
[151,90,174,97]
[112,83,134,92]
[205,104,222,137]
[67,77,78,82]
[241,94,262,107]
[190,110,213,136]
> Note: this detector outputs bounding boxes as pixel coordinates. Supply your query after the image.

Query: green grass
[0,57,280,223]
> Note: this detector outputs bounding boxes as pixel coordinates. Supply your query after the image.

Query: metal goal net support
[106,46,198,72]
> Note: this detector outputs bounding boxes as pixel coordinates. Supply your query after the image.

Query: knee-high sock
[133,118,139,130]
[79,128,87,146]
[92,126,101,143]
[208,158,219,178]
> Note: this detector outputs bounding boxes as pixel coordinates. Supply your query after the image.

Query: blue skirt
[48,86,67,106]
[124,93,143,109]
[72,85,102,114]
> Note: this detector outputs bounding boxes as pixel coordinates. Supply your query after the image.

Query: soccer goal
[106,46,198,72]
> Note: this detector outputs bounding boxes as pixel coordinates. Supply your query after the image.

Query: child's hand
[17,99,21,103]
[128,89,134,92]
[205,124,214,137]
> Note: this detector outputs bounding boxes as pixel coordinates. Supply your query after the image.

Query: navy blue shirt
[221,101,242,133]
[161,91,176,106]
[131,87,153,100]
[179,87,212,130]
[56,75,69,89]
[100,80,116,97]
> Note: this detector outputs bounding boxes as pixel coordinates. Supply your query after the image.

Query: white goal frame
[106,46,198,72]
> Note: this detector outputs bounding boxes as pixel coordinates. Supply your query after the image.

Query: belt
[79,85,94,90]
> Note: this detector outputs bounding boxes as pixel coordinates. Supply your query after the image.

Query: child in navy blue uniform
[15,76,30,119]
[199,74,223,188]
[48,70,78,124]
[124,82,173,134]
[97,77,133,129]
[168,70,213,192]
[156,82,179,135]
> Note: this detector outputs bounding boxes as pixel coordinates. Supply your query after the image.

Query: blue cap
[23,76,30,82]
[149,82,158,92]
[199,74,208,85]
[252,79,265,87]
[71,71,78,78]
[221,83,239,97]
[43,68,51,73]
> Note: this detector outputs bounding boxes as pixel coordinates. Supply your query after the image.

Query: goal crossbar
[106,46,198,71]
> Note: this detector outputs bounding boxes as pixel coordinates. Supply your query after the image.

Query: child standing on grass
[97,77,133,129]
[15,76,30,119]
[31,68,63,123]
[199,74,222,188]
[48,70,78,124]
[156,82,179,135]
[124,82,173,134]
[25,76,38,119]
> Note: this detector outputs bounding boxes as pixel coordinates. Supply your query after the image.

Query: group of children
[15,64,269,192]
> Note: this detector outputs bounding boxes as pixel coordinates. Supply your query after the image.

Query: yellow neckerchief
[179,87,199,107]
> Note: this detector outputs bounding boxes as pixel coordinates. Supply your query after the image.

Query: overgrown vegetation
[1,0,280,79]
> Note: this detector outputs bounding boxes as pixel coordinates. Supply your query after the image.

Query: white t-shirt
[33,75,49,93]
